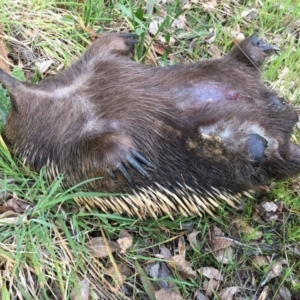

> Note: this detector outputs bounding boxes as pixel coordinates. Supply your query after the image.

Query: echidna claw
[116,163,134,186]
[126,152,152,180]
[131,150,154,168]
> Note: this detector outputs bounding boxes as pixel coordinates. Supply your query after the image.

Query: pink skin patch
[192,82,253,103]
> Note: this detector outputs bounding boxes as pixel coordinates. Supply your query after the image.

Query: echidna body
[1,33,300,218]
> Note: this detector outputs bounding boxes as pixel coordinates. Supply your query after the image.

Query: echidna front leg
[86,33,138,59]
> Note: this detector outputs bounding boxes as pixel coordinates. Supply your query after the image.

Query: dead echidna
[0,33,300,218]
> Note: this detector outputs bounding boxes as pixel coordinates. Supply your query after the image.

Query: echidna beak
[0,68,19,93]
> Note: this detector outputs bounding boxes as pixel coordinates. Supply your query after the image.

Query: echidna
[0,33,300,218]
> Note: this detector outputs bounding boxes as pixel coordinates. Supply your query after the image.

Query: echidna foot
[250,34,280,54]
[108,150,153,186]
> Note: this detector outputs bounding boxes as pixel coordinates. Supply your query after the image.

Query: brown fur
[1,33,300,217]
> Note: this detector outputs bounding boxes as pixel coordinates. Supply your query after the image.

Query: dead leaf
[203,279,218,297]
[173,15,187,29]
[252,256,270,268]
[155,288,183,300]
[5,196,30,213]
[262,202,278,212]
[215,247,234,264]
[187,230,200,247]
[117,236,133,254]
[218,286,239,300]
[0,206,16,213]
[149,17,165,35]
[208,44,222,59]
[146,262,175,289]
[178,236,186,256]
[168,255,197,280]
[261,260,286,286]
[195,290,209,300]
[70,278,90,300]
[279,286,291,300]
[258,286,269,300]
[232,218,263,241]
[106,265,127,285]
[87,237,119,258]
[36,60,54,74]
[0,211,28,225]
[160,245,172,260]
[202,0,218,12]
[0,29,11,73]
[209,226,233,250]
[198,267,223,281]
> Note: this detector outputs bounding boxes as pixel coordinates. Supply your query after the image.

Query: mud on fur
[0,33,300,219]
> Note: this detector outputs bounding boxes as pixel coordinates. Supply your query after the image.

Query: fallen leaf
[218,286,239,300]
[0,29,11,73]
[261,260,286,286]
[208,44,222,58]
[195,290,209,300]
[202,0,218,12]
[146,262,175,289]
[187,230,200,247]
[215,247,234,264]
[262,202,278,212]
[155,288,183,300]
[258,286,269,300]
[168,255,197,280]
[178,236,186,256]
[117,236,133,254]
[106,265,127,285]
[203,279,218,297]
[0,211,28,225]
[149,17,165,36]
[70,278,90,300]
[198,267,223,281]
[87,237,119,258]
[252,256,270,268]
[160,245,172,260]
[5,196,30,213]
[173,15,187,29]
[36,60,54,74]
[279,286,291,300]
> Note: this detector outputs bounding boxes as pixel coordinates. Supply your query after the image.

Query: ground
[0,0,300,299]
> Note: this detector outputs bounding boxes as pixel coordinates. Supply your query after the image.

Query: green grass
[0,0,300,299]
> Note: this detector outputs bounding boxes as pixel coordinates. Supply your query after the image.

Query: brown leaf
[209,226,233,251]
[279,286,291,300]
[5,196,30,213]
[203,279,218,297]
[195,290,209,300]
[261,259,286,286]
[218,286,239,300]
[117,236,133,254]
[160,245,172,260]
[187,230,200,247]
[178,236,186,256]
[0,29,11,73]
[87,237,119,258]
[252,256,270,268]
[168,255,197,280]
[155,288,183,300]
[215,247,234,264]
[198,267,223,281]
[70,278,90,300]
[258,286,269,300]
